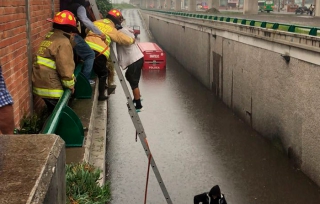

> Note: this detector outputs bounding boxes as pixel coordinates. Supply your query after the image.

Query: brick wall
[0,0,60,129]
[29,0,60,111]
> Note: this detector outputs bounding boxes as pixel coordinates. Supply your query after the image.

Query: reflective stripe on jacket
[85,40,110,58]
[37,56,56,69]
[32,29,75,99]
[36,56,75,88]
[33,87,64,98]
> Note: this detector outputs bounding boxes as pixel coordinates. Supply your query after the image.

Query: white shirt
[116,27,144,69]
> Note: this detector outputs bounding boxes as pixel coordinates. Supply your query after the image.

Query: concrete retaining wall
[141,11,320,186]
[0,135,66,204]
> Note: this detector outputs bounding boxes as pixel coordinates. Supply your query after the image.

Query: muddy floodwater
[106,9,320,204]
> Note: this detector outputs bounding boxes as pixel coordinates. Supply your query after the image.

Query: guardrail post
[74,71,92,99]
[55,105,84,147]
[42,90,85,147]
[288,25,296,32]
[309,27,318,36]
[42,63,87,147]
[272,23,279,29]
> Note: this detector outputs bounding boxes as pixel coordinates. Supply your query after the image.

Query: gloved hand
[100,33,106,41]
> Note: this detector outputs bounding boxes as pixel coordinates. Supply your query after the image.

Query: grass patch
[15,108,49,134]
[66,163,111,204]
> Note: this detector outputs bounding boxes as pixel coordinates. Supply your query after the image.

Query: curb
[83,81,99,163]
[83,80,108,185]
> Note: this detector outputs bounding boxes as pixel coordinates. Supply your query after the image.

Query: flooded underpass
[106,9,320,204]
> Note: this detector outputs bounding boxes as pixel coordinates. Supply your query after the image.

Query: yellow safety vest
[86,41,110,58]
[85,20,113,58]
[96,20,112,45]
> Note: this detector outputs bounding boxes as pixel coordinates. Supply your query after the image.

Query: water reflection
[141,69,166,83]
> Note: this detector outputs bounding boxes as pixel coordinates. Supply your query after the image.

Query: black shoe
[133,99,143,112]
[98,76,108,101]
[98,95,108,101]
[135,104,143,112]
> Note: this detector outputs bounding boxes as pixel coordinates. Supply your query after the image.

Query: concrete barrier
[141,11,320,186]
[0,135,65,204]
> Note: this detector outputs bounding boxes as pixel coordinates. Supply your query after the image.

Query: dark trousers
[43,98,59,114]
[93,52,108,78]
[125,58,144,90]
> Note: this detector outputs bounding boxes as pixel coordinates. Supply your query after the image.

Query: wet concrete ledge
[68,79,108,185]
[0,134,66,204]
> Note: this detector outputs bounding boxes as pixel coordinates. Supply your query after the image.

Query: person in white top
[116,26,144,112]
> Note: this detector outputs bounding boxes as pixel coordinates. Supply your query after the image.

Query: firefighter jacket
[85,18,135,59]
[32,29,75,99]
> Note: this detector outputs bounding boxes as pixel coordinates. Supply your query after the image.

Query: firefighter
[85,9,135,101]
[67,0,106,84]
[32,10,77,113]
[194,185,227,204]
[103,9,135,44]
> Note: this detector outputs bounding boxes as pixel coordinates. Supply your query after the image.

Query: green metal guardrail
[42,63,92,147]
[145,9,320,36]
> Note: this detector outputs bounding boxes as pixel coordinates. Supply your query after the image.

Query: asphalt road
[106,9,320,204]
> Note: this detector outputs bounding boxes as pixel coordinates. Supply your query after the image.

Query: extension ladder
[110,46,173,204]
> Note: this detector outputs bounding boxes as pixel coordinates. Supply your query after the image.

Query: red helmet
[47,10,77,27]
[108,9,125,22]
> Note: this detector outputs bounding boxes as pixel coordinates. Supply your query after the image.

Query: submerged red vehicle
[137,42,166,70]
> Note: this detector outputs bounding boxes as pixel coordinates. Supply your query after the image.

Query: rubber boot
[98,76,108,101]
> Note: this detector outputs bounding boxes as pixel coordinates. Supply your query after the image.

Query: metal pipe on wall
[25,0,33,113]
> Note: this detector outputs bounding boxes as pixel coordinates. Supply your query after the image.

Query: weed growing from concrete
[66,162,111,204]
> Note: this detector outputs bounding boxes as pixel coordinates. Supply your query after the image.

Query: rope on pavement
[144,149,152,204]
